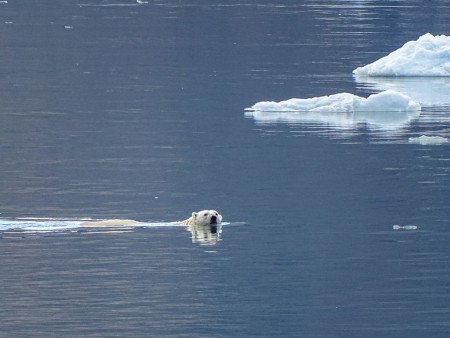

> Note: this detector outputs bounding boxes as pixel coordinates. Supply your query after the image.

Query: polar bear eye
[204,213,208,217]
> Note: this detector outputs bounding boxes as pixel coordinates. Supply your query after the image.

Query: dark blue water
[1,1,450,337]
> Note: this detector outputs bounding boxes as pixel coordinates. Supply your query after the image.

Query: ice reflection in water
[245,109,420,131]
[355,76,450,107]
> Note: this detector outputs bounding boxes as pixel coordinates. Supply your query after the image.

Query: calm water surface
[1,1,450,337]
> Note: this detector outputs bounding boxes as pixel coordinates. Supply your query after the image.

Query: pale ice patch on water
[408,135,448,145]
[393,225,419,230]
[245,90,420,131]
[353,33,450,77]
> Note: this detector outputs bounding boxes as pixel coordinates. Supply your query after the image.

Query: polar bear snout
[197,210,222,226]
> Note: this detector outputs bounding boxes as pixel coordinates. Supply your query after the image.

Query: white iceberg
[246,90,420,113]
[408,135,448,145]
[353,33,450,77]
[245,90,420,131]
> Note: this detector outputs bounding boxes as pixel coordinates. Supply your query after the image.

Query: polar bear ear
[192,212,198,219]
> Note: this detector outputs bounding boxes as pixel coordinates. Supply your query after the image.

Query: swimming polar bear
[79,210,222,227]
[173,210,223,245]
[172,210,222,226]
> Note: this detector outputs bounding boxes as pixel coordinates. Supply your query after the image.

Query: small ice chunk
[246,90,420,113]
[354,33,450,77]
[408,135,448,145]
[393,225,418,230]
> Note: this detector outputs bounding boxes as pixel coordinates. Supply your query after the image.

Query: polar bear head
[191,210,222,226]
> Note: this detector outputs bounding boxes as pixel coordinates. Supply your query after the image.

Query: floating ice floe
[247,90,420,113]
[353,33,450,77]
[408,135,448,145]
[245,90,421,130]
[393,225,418,230]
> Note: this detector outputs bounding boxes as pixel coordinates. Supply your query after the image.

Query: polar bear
[79,210,222,227]
[175,210,223,245]
[173,210,222,226]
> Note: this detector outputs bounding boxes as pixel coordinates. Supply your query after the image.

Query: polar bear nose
[210,215,217,224]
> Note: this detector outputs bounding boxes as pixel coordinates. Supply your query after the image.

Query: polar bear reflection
[186,223,222,245]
